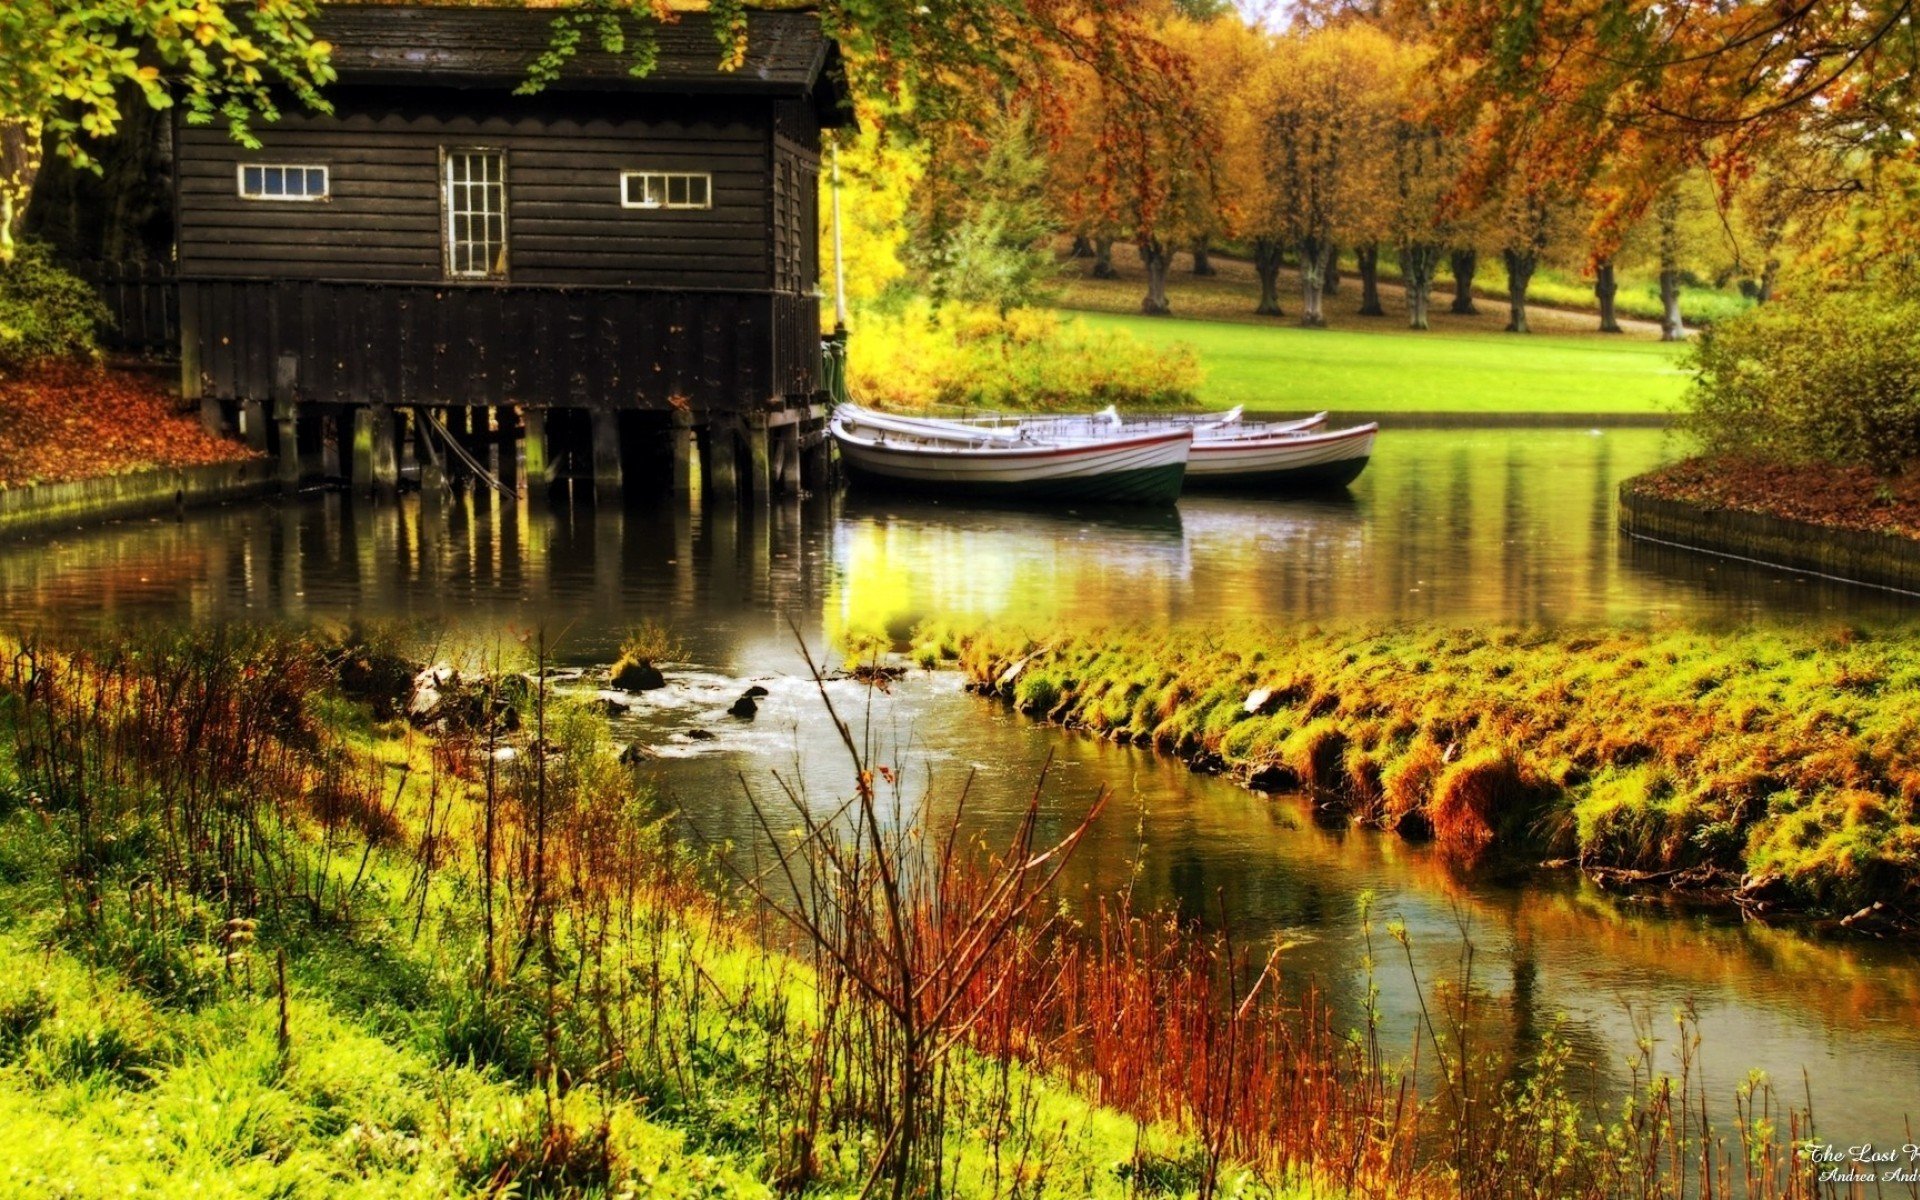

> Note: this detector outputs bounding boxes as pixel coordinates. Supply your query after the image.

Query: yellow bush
[845,300,1202,413]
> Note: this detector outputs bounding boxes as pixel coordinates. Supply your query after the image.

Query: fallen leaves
[0,361,260,490]
[1631,455,1920,542]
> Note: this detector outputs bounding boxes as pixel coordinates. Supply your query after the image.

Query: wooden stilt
[702,419,739,503]
[274,399,300,491]
[242,400,270,452]
[495,407,519,487]
[320,407,342,479]
[591,409,623,498]
[354,404,399,496]
[671,408,696,494]
[777,424,803,497]
[745,411,772,502]
[524,407,555,488]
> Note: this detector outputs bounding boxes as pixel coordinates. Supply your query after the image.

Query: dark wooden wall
[182,280,813,412]
[175,86,830,412]
[176,89,773,290]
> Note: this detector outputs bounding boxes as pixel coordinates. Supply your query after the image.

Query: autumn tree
[1243,23,1402,327]
[0,0,335,263]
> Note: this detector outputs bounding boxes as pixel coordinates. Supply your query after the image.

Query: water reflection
[0,429,1916,1147]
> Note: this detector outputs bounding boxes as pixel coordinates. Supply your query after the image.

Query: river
[2,427,1915,1150]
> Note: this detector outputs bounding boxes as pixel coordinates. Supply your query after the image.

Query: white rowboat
[830,408,1193,505]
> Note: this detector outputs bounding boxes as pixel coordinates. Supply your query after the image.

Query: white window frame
[442,147,509,280]
[236,163,330,202]
[620,171,712,211]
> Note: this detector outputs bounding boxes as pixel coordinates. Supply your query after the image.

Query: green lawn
[1074,310,1693,414]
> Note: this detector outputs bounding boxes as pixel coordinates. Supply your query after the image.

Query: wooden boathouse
[173,5,853,499]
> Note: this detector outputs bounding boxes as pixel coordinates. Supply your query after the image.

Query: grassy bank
[0,626,1844,1197]
[0,629,1244,1200]
[1069,312,1688,414]
[933,623,1920,927]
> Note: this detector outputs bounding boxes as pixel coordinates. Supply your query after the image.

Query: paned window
[621,171,712,210]
[237,164,329,201]
[444,150,508,278]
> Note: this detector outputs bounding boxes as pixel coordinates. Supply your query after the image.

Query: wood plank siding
[173,8,852,414]
[177,92,772,289]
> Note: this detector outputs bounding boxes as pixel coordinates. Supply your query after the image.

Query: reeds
[0,624,1880,1198]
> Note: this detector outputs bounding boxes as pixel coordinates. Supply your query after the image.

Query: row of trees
[1015,5,1835,338]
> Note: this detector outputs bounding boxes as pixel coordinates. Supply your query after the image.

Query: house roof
[316,6,853,125]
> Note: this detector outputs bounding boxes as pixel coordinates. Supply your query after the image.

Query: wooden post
[353,405,398,497]
[495,407,519,488]
[670,408,695,495]
[180,285,220,434]
[777,425,803,497]
[274,399,300,491]
[242,400,270,453]
[591,409,623,498]
[320,407,342,479]
[374,408,399,494]
[745,411,772,502]
[416,408,445,492]
[524,408,555,489]
[702,419,739,503]
[802,414,833,491]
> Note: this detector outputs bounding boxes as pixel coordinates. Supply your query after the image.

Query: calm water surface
[2,428,1916,1146]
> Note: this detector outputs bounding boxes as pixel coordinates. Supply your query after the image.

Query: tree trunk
[1140,238,1172,315]
[1,118,44,265]
[1756,258,1779,304]
[1595,259,1623,333]
[1252,237,1285,317]
[1402,242,1441,330]
[1297,236,1329,327]
[1659,270,1685,341]
[1091,237,1117,279]
[1323,244,1341,295]
[1656,191,1686,341]
[1070,235,1093,258]
[1502,247,1536,334]
[1356,243,1385,316]
[1191,237,1216,276]
[1448,248,1479,315]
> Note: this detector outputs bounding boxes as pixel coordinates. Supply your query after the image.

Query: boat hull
[833,424,1192,505]
[1185,426,1377,491]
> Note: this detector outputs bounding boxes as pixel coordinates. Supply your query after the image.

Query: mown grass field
[1071,310,1692,414]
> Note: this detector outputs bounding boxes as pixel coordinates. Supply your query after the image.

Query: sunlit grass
[936,622,1920,916]
[1067,310,1691,414]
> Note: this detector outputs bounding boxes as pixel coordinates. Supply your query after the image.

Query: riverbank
[932,623,1920,931]
[0,629,1224,1200]
[0,626,1838,1198]
[0,361,265,536]
[1621,457,1920,593]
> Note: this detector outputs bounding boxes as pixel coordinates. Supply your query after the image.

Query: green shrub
[848,299,1201,412]
[0,243,106,373]
[1684,289,1920,472]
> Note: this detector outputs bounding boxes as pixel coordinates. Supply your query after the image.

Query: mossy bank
[933,623,1920,929]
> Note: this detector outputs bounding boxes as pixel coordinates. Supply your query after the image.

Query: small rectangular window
[237,163,329,201]
[620,171,712,211]
[444,149,508,279]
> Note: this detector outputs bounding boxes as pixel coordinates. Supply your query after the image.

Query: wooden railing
[72,260,179,355]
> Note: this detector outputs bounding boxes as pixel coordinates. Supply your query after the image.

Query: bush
[847,299,1201,412]
[0,243,106,373]
[1684,289,1920,473]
